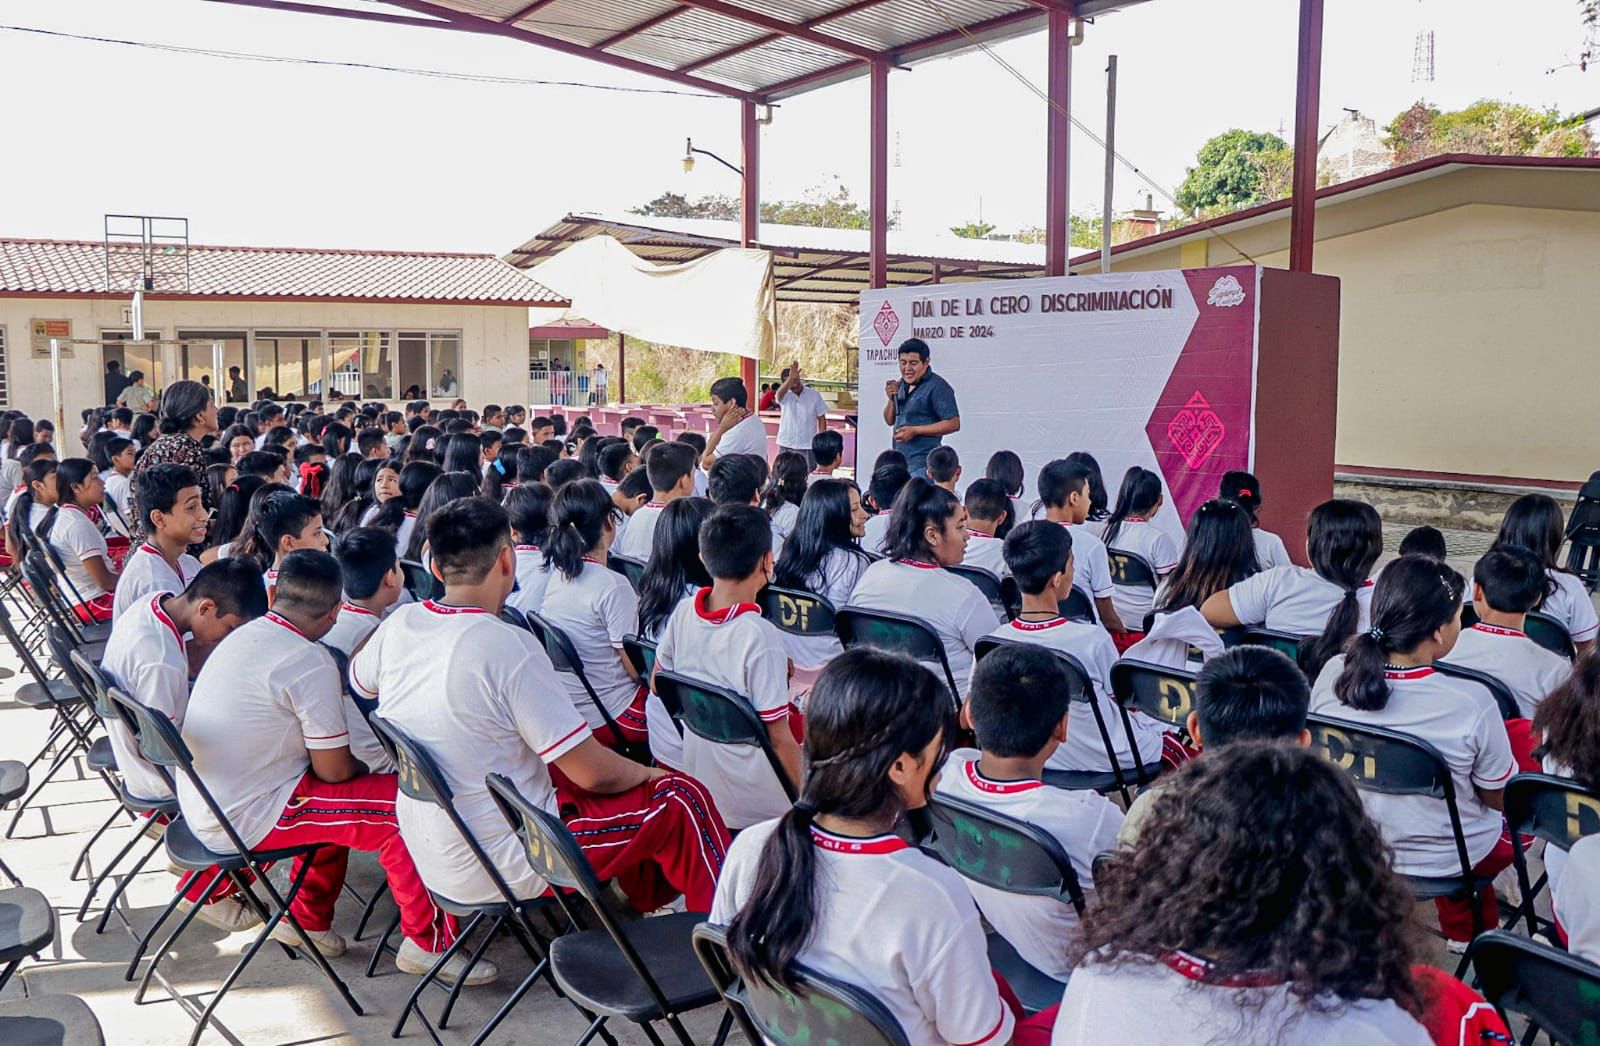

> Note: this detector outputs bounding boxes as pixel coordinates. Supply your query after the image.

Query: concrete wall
[0,298,530,453]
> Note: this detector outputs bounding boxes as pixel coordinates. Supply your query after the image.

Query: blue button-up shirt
[893,369,959,475]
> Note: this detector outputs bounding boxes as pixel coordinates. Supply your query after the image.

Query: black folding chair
[1307,713,1490,975]
[1525,610,1576,660]
[757,585,839,639]
[692,922,910,1046]
[106,688,363,1046]
[622,634,657,680]
[1469,929,1600,1045]
[1434,661,1523,722]
[1502,773,1600,937]
[0,885,54,995]
[974,637,1154,804]
[486,773,733,1046]
[920,793,1082,1014]
[0,761,26,885]
[836,605,962,706]
[608,554,647,593]
[368,715,575,1045]
[400,558,442,602]
[1236,626,1308,661]
[20,552,105,657]
[1110,659,1199,738]
[1106,548,1158,604]
[0,994,105,1045]
[653,669,798,804]
[525,611,648,764]
[946,565,1011,621]
[1061,586,1095,623]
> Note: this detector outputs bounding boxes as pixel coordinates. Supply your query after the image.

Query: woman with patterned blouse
[131,380,217,541]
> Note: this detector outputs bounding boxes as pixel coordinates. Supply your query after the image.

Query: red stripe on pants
[592,687,650,748]
[248,771,456,951]
[1160,731,1198,772]
[72,593,114,624]
[556,771,731,913]
[1435,829,1517,942]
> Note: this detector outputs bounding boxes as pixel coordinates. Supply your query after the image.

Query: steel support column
[741,98,761,401]
[1289,0,1324,272]
[868,59,890,289]
[1044,7,1073,276]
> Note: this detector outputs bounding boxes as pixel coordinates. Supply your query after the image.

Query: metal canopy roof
[212,0,1152,101]
[507,212,1048,302]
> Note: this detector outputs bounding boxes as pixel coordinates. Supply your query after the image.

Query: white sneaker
[180,895,263,933]
[395,937,499,985]
[1445,937,1471,955]
[269,920,348,958]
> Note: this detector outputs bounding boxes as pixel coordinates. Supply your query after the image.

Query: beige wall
[0,298,529,453]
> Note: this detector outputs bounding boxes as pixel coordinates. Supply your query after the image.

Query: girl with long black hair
[636,497,714,641]
[761,450,809,546]
[1310,554,1515,951]
[1064,450,1110,530]
[1154,498,1261,615]
[392,461,442,558]
[504,482,555,617]
[773,478,871,672]
[1219,469,1293,569]
[41,458,119,621]
[984,448,1027,527]
[1101,466,1179,633]
[5,458,57,563]
[1489,493,1597,654]
[202,474,267,560]
[329,457,383,534]
[480,442,521,502]
[404,472,478,564]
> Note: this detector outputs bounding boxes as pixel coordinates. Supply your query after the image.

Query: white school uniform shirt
[641,585,696,770]
[1253,527,1293,570]
[1053,958,1431,1045]
[768,501,799,544]
[1226,565,1374,635]
[653,589,792,830]
[539,558,640,729]
[1543,569,1600,645]
[179,612,350,851]
[101,594,190,802]
[960,528,1008,578]
[1309,658,1515,877]
[935,750,1123,981]
[1440,623,1570,719]
[320,602,390,772]
[780,546,872,671]
[714,413,769,460]
[351,600,590,905]
[692,467,708,498]
[989,617,1166,771]
[1103,518,1180,628]
[1554,833,1600,965]
[1059,521,1115,613]
[775,385,828,449]
[394,511,418,560]
[112,542,200,622]
[507,544,552,617]
[711,819,1015,1046]
[103,471,132,519]
[848,558,1002,698]
[613,501,665,562]
[861,510,893,555]
[48,504,111,601]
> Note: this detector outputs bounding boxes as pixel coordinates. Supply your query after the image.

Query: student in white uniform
[503,483,553,617]
[1035,459,1125,633]
[712,647,1027,1046]
[1555,834,1600,963]
[702,376,768,466]
[1529,655,1600,906]
[1055,741,1432,1045]
[351,498,731,922]
[771,478,873,676]
[1490,493,1599,655]
[861,462,910,556]
[926,445,961,494]
[653,504,802,829]
[325,527,405,773]
[1202,498,1383,678]
[112,464,206,622]
[539,479,648,746]
[1219,470,1292,570]
[937,644,1124,981]
[849,479,1002,699]
[3,457,55,566]
[959,478,1012,580]
[596,441,635,498]
[983,449,1028,531]
[41,459,119,622]
[1064,450,1112,537]
[392,460,442,562]
[1100,466,1180,632]
[611,441,695,563]
[808,430,843,484]
[761,450,807,547]
[100,437,137,539]
[992,522,1167,774]
[1309,556,1516,950]
[634,497,713,644]
[179,551,467,978]
[1149,497,1260,619]
[239,491,328,600]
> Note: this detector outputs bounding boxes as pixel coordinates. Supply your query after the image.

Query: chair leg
[639,1020,669,1046]
[136,871,224,1002]
[0,854,20,886]
[5,738,81,838]
[438,915,502,1030]
[125,879,190,982]
[469,955,550,1046]
[353,878,390,941]
[0,957,21,995]
[393,910,481,1040]
[710,1008,734,1046]
[364,909,402,979]
[664,1013,697,1046]
[92,832,166,933]
[263,852,364,1018]
[573,1015,609,1046]
[188,904,292,1046]
[69,803,126,883]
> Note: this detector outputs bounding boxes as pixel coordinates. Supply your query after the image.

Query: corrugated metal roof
[0,239,565,305]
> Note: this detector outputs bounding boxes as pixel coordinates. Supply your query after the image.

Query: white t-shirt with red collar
[780,546,873,672]
[1253,527,1293,570]
[1555,833,1600,965]
[1056,520,1114,615]
[1309,657,1516,876]
[613,502,665,562]
[711,819,1015,1046]
[960,528,1008,578]
[112,542,200,622]
[102,593,190,802]
[350,599,590,905]
[539,558,641,730]
[1440,623,1571,719]
[653,588,792,830]
[1543,570,1600,646]
[321,601,389,771]
[935,750,1123,981]
[394,511,418,561]
[1226,565,1374,636]
[1102,518,1180,628]
[987,616,1167,771]
[507,544,551,617]
[48,503,111,601]
[179,611,351,851]
[862,510,893,556]
[849,558,1003,698]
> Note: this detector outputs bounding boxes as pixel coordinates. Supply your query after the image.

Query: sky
[0,0,1593,255]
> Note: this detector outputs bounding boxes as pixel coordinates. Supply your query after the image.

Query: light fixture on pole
[682,137,744,178]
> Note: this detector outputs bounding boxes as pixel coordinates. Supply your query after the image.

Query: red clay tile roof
[0,238,565,305]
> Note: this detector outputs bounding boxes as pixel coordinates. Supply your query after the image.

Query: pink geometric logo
[872,300,900,346]
[1166,391,1226,469]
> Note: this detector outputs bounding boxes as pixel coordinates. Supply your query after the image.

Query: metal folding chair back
[923,794,1085,910]
[1469,929,1600,1044]
[691,922,911,1046]
[836,605,960,703]
[1503,773,1600,935]
[652,670,797,802]
[1106,548,1157,593]
[1110,659,1199,731]
[525,610,635,755]
[608,554,647,593]
[757,585,838,638]
[946,565,1003,606]
[1238,627,1308,661]
[399,559,441,602]
[1434,661,1521,722]
[1060,587,1094,623]
[622,635,657,680]
[1524,610,1575,659]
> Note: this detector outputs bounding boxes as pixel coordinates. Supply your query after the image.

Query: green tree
[628,191,739,220]
[1384,99,1593,162]
[949,218,997,239]
[1174,129,1290,212]
[632,179,889,230]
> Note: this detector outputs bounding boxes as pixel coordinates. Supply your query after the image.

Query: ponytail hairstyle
[726,647,952,990]
[480,443,521,501]
[1219,470,1264,526]
[330,456,384,534]
[1334,555,1464,712]
[1064,451,1109,521]
[761,450,809,516]
[1491,494,1568,601]
[45,457,100,527]
[504,482,553,548]
[8,458,57,553]
[405,471,479,562]
[984,449,1025,500]
[882,477,961,564]
[1298,499,1385,679]
[1102,466,1164,548]
[230,482,295,565]
[404,425,441,464]
[637,496,714,639]
[158,380,214,436]
[209,474,269,550]
[543,478,619,581]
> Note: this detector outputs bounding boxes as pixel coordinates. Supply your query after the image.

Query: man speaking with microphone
[882,337,961,478]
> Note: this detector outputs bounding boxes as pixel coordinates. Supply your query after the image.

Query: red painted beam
[1289,0,1324,272]
[669,0,879,61]
[675,0,890,75]
[1044,7,1072,276]
[501,0,560,24]
[200,0,447,29]
[741,97,761,401]
[869,59,889,290]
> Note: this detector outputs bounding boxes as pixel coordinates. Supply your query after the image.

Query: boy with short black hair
[653,503,800,828]
[675,431,709,496]
[927,446,962,492]
[619,416,645,443]
[238,449,290,485]
[810,430,843,483]
[863,462,911,555]
[707,454,763,508]
[326,527,404,772]
[114,463,207,622]
[1399,525,1449,562]
[257,491,329,596]
[960,477,1011,580]
[101,436,138,537]
[935,643,1123,982]
[632,425,660,455]
[612,441,696,561]
[598,442,636,493]
[529,416,555,444]
[356,427,388,459]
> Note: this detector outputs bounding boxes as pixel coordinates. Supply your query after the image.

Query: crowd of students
[8,371,1600,1043]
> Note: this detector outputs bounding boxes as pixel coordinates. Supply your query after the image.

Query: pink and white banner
[858,267,1261,542]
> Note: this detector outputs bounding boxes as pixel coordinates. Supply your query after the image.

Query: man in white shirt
[772,362,829,468]
[702,375,768,466]
[178,550,471,980]
[611,442,696,563]
[352,498,731,918]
